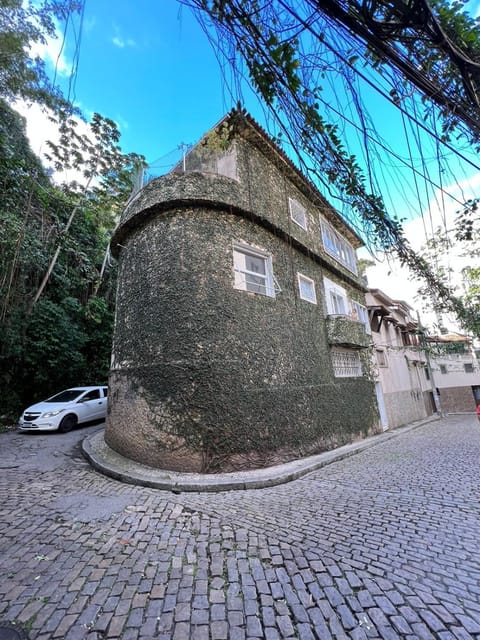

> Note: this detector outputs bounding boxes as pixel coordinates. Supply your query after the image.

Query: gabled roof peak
[204,108,364,248]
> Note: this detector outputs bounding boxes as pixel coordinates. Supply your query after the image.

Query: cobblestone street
[1,415,480,639]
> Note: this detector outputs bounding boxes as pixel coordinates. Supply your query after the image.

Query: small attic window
[289,197,307,231]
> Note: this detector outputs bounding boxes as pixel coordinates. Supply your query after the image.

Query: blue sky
[45,0,479,220]
[33,1,479,197]
[56,2,244,165]
[21,0,480,324]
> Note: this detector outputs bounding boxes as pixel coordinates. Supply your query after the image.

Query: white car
[18,386,108,433]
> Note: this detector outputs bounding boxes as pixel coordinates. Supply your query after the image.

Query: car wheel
[58,414,77,433]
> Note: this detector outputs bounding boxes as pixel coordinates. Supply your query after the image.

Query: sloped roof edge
[213,108,365,249]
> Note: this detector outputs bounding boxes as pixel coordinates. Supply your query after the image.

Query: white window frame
[297,273,317,304]
[351,300,371,334]
[320,216,358,274]
[331,291,346,315]
[289,197,308,231]
[232,242,275,298]
[331,347,362,377]
[323,277,348,317]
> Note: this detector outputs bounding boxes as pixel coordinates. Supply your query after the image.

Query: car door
[78,389,104,421]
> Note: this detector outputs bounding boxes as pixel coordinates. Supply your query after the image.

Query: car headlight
[41,409,65,418]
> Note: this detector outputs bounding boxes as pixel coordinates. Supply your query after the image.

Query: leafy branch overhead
[33,111,146,307]
[0,0,81,111]
[416,204,480,338]
[184,0,480,336]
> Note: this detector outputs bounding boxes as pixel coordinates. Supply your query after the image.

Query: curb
[82,415,440,493]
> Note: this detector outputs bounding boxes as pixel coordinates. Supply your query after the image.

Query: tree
[416,202,480,339]
[32,110,145,306]
[0,2,146,420]
[0,98,145,419]
[0,0,79,111]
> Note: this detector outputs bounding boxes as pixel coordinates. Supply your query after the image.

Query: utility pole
[179,143,190,172]
[417,312,442,414]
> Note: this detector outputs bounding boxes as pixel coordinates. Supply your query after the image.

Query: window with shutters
[289,197,307,231]
[232,243,275,297]
[297,273,317,304]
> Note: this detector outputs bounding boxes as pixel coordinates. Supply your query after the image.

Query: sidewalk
[82,414,440,492]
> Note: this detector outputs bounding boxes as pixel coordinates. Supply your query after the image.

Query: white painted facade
[366,289,437,429]
[427,334,480,412]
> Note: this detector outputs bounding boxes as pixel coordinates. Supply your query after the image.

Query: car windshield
[45,389,87,403]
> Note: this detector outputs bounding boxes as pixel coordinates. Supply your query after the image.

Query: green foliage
[416,207,480,339]
[0,3,146,420]
[0,98,142,419]
[0,0,79,111]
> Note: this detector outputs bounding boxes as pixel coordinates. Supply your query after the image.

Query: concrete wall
[383,389,429,429]
[438,386,476,413]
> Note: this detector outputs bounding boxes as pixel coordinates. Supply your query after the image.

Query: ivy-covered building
[106,110,379,473]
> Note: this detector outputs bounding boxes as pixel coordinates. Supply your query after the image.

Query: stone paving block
[275,613,294,637]
[210,620,229,639]
[377,626,401,640]
[324,585,344,607]
[456,614,480,633]
[419,608,446,632]
[410,621,437,639]
[191,607,209,625]
[350,627,368,640]
[173,602,191,622]
[244,597,260,616]
[375,595,398,615]
[264,628,281,640]
[51,613,78,638]
[450,628,476,640]
[357,589,376,608]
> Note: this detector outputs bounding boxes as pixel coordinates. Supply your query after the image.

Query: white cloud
[112,34,136,48]
[29,31,71,78]
[14,100,93,186]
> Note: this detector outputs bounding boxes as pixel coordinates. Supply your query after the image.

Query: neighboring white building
[366,289,437,430]
[426,333,480,412]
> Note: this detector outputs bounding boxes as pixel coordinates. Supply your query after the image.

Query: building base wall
[383,390,428,429]
[438,386,476,413]
[105,368,380,473]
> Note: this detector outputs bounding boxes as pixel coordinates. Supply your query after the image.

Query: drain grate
[0,624,29,640]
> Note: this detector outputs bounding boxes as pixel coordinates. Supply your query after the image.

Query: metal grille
[331,348,362,377]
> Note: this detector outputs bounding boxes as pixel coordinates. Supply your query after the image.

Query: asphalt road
[1,415,480,639]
